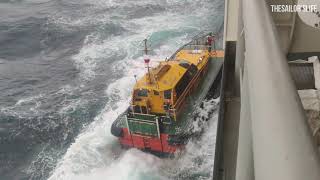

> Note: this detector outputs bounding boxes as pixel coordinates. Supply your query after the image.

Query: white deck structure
[213,0,320,179]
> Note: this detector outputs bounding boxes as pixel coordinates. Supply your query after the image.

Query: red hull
[119,128,183,154]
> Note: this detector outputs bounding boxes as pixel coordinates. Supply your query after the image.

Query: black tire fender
[111,122,123,137]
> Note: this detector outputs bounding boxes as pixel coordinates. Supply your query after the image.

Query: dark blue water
[0,0,224,179]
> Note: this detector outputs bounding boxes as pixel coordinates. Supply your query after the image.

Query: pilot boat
[111,33,224,156]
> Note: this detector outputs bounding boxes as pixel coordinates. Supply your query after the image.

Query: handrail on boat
[168,32,217,60]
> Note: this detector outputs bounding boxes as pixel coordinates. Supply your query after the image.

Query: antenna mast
[143,39,152,84]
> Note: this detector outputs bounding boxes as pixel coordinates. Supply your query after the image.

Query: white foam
[15,94,44,106]
[0,94,45,117]
[48,100,128,180]
[63,149,166,180]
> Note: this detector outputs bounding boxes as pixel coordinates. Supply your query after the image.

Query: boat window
[188,64,198,76]
[164,90,172,99]
[134,105,141,113]
[141,106,148,114]
[136,89,148,97]
[175,65,198,99]
[179,60,190,69]
[153,90,159,95]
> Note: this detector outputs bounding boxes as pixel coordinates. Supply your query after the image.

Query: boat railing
[168,32,216,60]
[128,112,157,122]
[126,112,160,138]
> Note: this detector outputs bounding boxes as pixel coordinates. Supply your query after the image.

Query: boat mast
[143,39,152,84]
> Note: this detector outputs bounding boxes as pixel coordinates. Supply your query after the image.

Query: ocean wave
[0,0,224,179]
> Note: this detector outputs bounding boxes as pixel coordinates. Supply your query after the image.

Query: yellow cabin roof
[134,49,210,91]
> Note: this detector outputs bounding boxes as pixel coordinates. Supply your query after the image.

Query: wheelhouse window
[153,90,159,95]
[164,90,172,100]
[188,64,198,76]
[175,64,198,99]
[179,60,190,69]
[134,105,141,113]
[136,89,148,97]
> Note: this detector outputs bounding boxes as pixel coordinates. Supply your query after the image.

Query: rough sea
[0,0,224,179]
